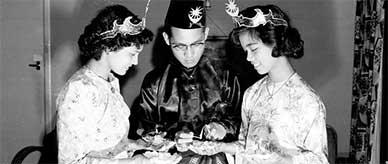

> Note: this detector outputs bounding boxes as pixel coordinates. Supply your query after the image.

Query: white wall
[50,0,355,157]
[1,0,46,163]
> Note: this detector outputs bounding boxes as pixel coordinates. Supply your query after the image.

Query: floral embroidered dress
[57,67,131,164]
[235,73,329,164]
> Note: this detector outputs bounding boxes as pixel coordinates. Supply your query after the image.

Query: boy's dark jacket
[129,48,242,142]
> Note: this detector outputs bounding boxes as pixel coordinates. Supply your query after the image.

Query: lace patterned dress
[235,73,329,164]
[56,67,131,164]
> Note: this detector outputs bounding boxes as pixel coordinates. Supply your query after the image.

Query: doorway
[0,0,51,163]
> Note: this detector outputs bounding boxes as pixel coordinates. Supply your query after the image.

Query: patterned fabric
[350,0,384,163]
[56,67,131,164]
[235,73,329,164]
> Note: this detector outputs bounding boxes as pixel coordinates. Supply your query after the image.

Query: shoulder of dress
[294,78,322,100]
[297,88,326,115]
[250,76,268,87]
[243,78,265,96]
[61,74,99,96]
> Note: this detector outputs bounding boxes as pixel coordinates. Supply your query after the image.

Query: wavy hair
[78,5,154,62]
[230,5,304,59]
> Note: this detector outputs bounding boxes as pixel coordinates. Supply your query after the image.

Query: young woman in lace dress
[220,4,329,164]
[56,4,180,164]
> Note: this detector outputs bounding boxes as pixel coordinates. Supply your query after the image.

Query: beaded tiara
[99,0,151,39]
[225,0,288,27]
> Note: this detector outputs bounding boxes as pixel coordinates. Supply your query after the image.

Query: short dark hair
[230,5,304,59]
[78,5,154,62]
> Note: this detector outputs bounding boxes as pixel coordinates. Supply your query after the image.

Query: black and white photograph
[1,0,387,164]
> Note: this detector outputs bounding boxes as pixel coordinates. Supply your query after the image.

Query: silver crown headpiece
[225,0,288,28]
[100,0,151,39]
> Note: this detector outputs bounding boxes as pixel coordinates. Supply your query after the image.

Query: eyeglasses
[170,40,206,52]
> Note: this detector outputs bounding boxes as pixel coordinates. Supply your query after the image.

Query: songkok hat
[165,0,206,29]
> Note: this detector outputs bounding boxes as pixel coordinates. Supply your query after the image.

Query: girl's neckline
[85,65,112,82]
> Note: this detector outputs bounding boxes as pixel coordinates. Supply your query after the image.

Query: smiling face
[163,26,209,68]
[238,31,276,75]
[107,44,143,75]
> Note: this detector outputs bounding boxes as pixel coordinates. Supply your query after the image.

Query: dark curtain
[350,0,384,163]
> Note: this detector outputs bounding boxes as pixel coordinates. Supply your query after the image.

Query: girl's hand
[218,142,240,154]
[202,122,226,140]
[174,131,194,152]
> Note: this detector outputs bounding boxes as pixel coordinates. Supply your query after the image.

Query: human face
[163,26,209,68]
[238,31,276,75]
[107,45,143,75]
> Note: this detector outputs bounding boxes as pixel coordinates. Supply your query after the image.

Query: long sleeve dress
[235,73,329,164]
[56,67,131,164]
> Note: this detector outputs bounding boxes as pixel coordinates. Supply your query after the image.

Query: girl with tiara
[219,1,329,164]
[56,4,181,164]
